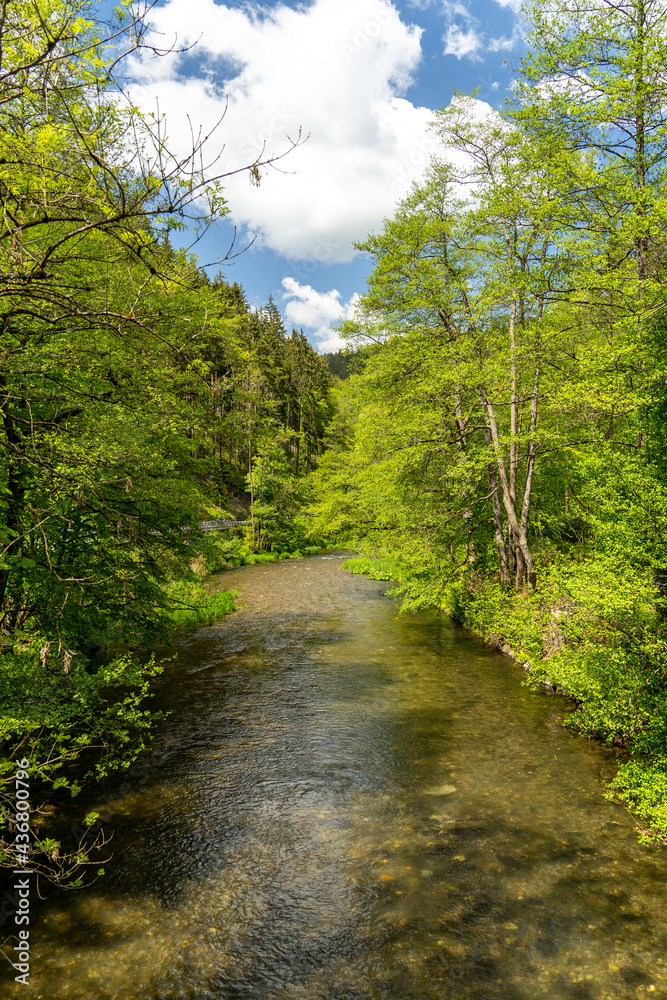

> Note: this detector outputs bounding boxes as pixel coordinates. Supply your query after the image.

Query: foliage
[321,349,369,381]
[202,532,324,570]
[606,757,667,845]
[455,552,667,841]
[341,537,667,841]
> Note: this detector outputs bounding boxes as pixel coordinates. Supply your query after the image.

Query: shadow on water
[6,555,667,999]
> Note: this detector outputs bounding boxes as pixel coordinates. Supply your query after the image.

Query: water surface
[9,554,667,999]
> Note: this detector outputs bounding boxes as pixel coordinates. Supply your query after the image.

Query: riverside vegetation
[310,0,667,843]
[0,0,330,885]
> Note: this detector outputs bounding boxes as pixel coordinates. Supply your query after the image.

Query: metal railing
[198,519,251,532]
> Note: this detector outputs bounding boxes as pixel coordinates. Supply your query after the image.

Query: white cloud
[488,14,525,53]
[440,0,524,62]
[125,0,439,263]
[440,1,483,60]
[281,277,359,352]
[443,25,483,58]
[487,33,514,51]
[441,0,475,18]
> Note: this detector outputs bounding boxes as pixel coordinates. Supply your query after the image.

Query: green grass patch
[204,538,328,570]
[239,547,322,565]
[343,556,400,581]
[166,581,236,628]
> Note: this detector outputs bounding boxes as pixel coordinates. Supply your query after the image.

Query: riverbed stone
[424,784,458,796]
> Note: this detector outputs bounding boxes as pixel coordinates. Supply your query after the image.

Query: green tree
[515,0,667,292]
[311,0,667,842]
[328,111,578,592]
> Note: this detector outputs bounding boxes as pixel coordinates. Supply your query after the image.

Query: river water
[8,554,667,999]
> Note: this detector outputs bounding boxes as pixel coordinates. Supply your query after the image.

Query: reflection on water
[8,555,667,999]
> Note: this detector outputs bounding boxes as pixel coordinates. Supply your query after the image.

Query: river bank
[343,553,667,846]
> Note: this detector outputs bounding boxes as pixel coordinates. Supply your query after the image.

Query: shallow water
[8,554,667,999]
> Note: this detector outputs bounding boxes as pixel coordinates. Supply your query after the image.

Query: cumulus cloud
[281,277,359,352]
[487,33,515,51]
[488,17,525,53]
[440,0,523,62]
[125,0,439,262]
[443,25,483,58]
[440,1,483,60]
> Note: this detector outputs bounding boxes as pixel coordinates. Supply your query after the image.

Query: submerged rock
[424,784,458,796]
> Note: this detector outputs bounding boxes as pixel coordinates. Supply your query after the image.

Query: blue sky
[127,0,526,350]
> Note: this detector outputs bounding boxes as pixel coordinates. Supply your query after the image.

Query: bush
[202,535,326,569]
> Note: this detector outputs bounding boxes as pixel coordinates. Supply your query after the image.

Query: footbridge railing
[198,519,252,532]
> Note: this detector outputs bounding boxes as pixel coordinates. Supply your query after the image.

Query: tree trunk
[634,0,649,280]
[248,428,254,538]
[508,296,519,578]
[454,389,468,451]
[483,397,536,591]
[485,425,510,586]
[519,359,541,544]
[257,454,264,549]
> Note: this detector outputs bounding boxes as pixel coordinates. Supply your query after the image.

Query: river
[8,553,667,999]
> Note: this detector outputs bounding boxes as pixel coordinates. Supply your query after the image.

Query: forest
[4,0,667,895]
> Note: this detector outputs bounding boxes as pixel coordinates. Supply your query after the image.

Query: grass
[343,556,400,581]
[166,582,237,628]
